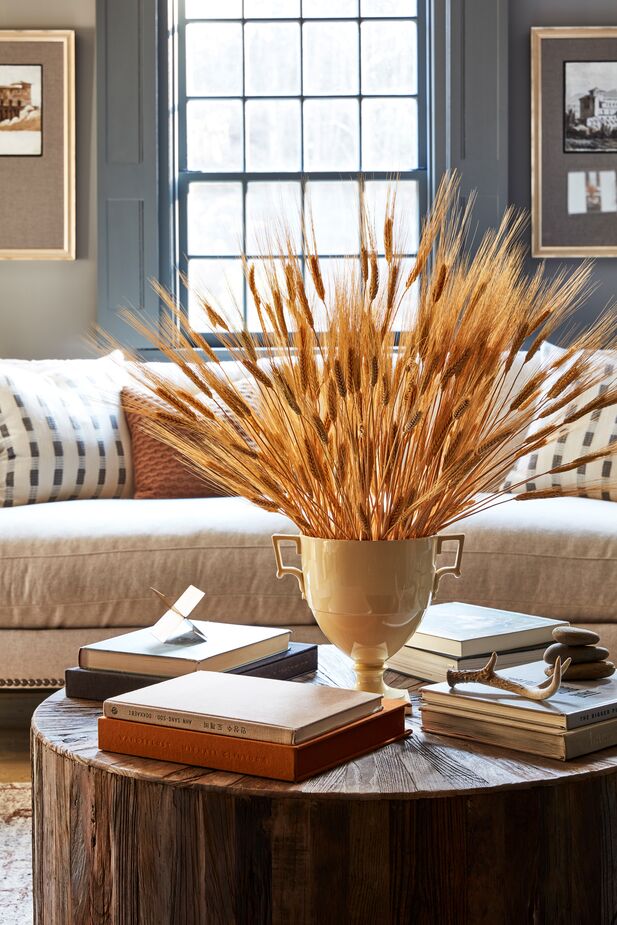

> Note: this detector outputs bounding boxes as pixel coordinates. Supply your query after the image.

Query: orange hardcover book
[98,699,408,782]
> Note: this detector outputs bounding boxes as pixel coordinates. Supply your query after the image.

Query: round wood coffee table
[32,646,617,924]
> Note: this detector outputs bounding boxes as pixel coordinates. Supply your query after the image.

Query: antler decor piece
[447,652,572,701]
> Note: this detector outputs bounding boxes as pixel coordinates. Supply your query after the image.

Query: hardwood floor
[0,691,50,782]
[0,727,30,782]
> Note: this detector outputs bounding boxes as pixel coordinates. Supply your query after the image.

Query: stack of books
[66,622,318,700]
[421,661,617,760]
[98,672,408,781]
[386,602,568,682]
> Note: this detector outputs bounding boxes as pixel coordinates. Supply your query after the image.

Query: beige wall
[0,0,96,359]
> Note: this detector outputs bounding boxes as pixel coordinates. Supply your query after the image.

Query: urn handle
[272,534,306,599]
[433,534,465,595]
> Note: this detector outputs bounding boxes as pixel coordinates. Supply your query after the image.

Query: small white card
[150,585,206,644]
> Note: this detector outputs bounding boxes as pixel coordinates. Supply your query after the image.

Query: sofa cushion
[502,344,617,500]
[438,495,617,622]
[3,491,617,636]
[121,370,261,499]
[0,353,133,506]
[121,386,227,499]
[0,497,312,630]
[481,349,542,490]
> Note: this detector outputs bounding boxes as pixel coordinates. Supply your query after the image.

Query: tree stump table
[32,646,617,924]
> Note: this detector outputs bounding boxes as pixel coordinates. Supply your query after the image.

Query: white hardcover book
[79,622,291,677]
[407,603,568,658]
[387,644,548,682]
[421,661,617,730]
[103,671,382,745]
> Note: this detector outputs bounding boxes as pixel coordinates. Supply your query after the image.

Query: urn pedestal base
[353,659,411,704]
[272,532,465,701]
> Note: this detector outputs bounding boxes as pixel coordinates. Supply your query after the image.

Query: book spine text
[103,701,292,744]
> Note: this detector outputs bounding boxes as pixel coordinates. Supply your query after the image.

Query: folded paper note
[150,585,207,645]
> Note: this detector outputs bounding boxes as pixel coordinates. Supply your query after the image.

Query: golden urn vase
[272,534,465,703]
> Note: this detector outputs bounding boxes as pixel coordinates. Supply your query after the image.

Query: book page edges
[411,624,564,658]
[420,690,568,728]
[102,697,382,745]
[421,714,566,760]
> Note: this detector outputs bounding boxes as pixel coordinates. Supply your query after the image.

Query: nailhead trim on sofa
[0,677,63,689]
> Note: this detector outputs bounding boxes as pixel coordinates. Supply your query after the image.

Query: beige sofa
[2,353,616,688]
[2,490,617,688]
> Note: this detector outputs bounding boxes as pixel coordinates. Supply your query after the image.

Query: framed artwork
[531,26,617,258]
[0,30,74,259]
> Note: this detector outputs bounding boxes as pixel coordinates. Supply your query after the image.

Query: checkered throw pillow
[502,346,617,500]
[0,354,133,506]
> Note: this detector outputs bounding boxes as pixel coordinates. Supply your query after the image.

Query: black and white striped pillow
[0,355,133,506]
[502,346,617,501]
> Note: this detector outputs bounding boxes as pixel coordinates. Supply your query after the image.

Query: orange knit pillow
[121,386,227,499]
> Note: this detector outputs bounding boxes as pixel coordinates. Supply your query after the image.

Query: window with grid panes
[173,0,426,336]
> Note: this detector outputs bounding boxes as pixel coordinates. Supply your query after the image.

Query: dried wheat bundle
[118,173,617,540]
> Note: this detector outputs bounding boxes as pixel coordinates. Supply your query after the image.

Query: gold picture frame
[532,26,617,258]
[0,30,75,260]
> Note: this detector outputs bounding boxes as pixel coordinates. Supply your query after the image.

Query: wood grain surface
[32,646,617,924]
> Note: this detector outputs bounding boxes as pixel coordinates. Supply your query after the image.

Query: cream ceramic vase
[272,534,465,703]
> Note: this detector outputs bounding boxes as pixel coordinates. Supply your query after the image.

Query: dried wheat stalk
[114,172,617,540]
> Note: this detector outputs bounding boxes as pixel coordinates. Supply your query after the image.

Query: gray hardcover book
[422,661,617,730]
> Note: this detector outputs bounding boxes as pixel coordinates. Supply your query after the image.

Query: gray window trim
[96,0,161,347]
[96,0,508,352]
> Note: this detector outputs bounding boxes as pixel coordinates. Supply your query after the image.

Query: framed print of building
[532,26,617,258]
[565,62,617,154]
[0,64,42,156]
[0,31,74,259]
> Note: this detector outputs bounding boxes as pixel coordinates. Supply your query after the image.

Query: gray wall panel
[106,200,144,315]
[105,0,142,165]
[460,0,507,229]
[97,0,159,346]
[432,0,508,241]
